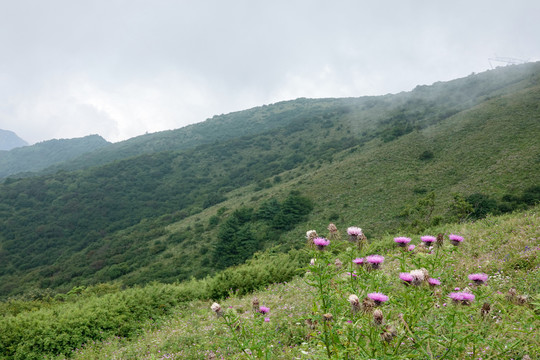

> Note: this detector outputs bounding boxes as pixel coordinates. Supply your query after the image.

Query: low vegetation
[0,206,537,359]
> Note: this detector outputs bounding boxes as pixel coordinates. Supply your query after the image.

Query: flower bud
[373,309,384,325]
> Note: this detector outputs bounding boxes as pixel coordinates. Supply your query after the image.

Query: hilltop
[0,129,27,151]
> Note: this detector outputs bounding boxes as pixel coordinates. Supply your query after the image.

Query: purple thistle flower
[468,273,488,285]
[347,226,363,242]
[421,235,437,244]
[408,244,416,252]
[264,317,270,322]
[313,237,330,250]
[449,292,475,305]
[399,272,413,285]
[449,234,464,246]
[367,292,389,305]
[428,278,441,286]
[394,237,411,247]
[258,306,270,314]
[366,255,384,264]
[347,227,362,236]
[352,257,364,266]
[366,255,384,269]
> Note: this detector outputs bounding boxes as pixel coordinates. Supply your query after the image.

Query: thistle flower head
[348,294,360,305]
[421,235,437,244]
[399,272,413,284]
[334,258,343,269]
[408,244,416,252]
[468,273,488,285]
[380,325,397,342]
[366,255,384,264]
[211,302,223,317]
[368,292,389,305]
[323,313,333,322]
[348,294,361,313]
[394,237,411,247]
[352,257,364,266]
[347,226,362,236]
[258,306,270,314]
[362,296,376,313]
[428,278,441,286]
[306,230,318,240]
[449,291,475,305]
[252,297,259,311]
[313,237,330,250]
[410,269,425,285]
[449,234,464,246]
[373,309,384,325]
[327,223,338,233]
[366,255,384,269]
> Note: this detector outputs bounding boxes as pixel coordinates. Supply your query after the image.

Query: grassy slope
[114,79,540,286]
[300,83,540,230]
[61,206,540,360]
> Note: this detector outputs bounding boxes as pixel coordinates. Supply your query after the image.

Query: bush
[418,150,434,161]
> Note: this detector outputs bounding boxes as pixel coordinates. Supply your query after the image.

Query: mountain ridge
[29,61,540,175]
[0,129,28,151]
[0,134,110,178]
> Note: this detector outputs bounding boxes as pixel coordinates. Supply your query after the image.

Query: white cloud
[0,0,539,144]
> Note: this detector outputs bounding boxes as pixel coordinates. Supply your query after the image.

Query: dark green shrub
[419,150,434,161]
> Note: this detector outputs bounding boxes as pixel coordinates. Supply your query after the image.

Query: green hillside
[0,63,539,299]
[0,135,109,178]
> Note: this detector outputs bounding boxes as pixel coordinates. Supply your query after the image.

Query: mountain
[0,135,110,178]
[0,62,539,298]
[39,61,540,174]
[0,129,28,151]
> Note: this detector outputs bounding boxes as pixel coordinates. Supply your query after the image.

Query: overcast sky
[1,0,539,144]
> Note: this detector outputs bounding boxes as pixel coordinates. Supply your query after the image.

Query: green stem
[223,314,255,359]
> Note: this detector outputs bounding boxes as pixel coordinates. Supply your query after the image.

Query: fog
[0,0,538,144]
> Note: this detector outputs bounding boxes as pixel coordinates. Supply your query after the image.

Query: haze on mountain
[0,129,28,151]
[1,1,539,144]
[0,135,109,178]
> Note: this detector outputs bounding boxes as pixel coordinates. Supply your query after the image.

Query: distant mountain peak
[0,129,28,150]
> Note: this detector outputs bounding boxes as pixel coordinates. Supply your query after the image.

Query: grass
[59,206,539,359]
